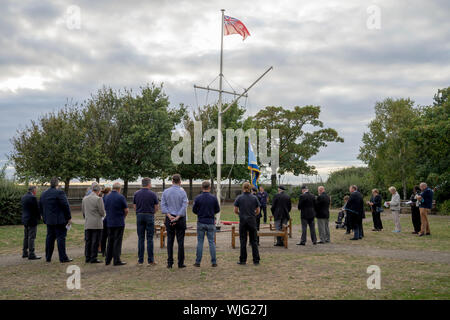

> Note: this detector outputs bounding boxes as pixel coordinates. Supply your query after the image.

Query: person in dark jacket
[257,186,269,223]
[271,185,291,246]
[39,177,72,263]
[21,186,41,260]
[234,182,260,265]
[297,185,317,245]
[368,189,383,231]
[346,185,365,240]
[410,186,421,234]
[192,181,220,267]
[315,186,331,243]
[252,186,262,245]
[417,182,433,237]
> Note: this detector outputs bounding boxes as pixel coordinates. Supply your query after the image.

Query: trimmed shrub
[437,199,450,216]
[0,178,27,225]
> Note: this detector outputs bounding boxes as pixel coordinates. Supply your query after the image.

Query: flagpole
[216,9,225,228]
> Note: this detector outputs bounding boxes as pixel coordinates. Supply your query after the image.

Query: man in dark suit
[271,185,291,246]
[315,186,331,244]
[297,185,317,245]
[39,177,72,263]
[21,186,41,260]
[346,185,365,240]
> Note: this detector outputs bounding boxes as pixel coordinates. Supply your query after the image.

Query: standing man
[271,185,291,246]
[315,186,331,244]
[104,182,128,266]
[161,174,188,269]
[297,186,317,246]
[257,186,269,224]
[21,186,41,260]
[346,185,365,240]
[409,186,422,234]
[234,182,260,265]
[192,181,220,267]
[417,182,433,237]
[82,184,105,263]
[39,177,72,263]
[133,177,159,265]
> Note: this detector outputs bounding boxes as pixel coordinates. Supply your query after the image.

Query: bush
[437,200,450,215]
[0,178,27,225]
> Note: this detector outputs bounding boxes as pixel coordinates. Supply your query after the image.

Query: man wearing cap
[297,185,317,245]
[271,186,291,246]
[257,186,269,224]
[21,186,42,260]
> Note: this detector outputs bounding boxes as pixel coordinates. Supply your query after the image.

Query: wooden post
[283,225,288,249]
[231,225,236,249]
[160,225,165,248]
[289,218,293,238]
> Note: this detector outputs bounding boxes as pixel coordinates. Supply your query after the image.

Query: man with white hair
[315,186,331,244]
[417,182,433,237]
[82,184,106,263]
[104,182,128,266]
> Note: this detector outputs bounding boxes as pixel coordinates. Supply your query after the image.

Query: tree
[9,105,85,194]
[252,105,344,188]
[358,98,419,199]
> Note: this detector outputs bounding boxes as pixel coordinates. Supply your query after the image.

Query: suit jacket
[298,192,316,220]
[39,187,71,225]
[271,191,291,221]
[82,192,106,230]
[315,192,330,219]
[21,192,40,226]
[346,191,364,216]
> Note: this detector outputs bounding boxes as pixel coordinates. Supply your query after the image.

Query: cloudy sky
[1,0,449,184]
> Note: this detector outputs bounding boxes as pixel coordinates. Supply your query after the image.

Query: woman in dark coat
[410,186,421,234]
[369,189,383,231]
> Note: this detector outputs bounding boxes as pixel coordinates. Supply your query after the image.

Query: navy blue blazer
[39,187,71,225]
[21,192,40,226]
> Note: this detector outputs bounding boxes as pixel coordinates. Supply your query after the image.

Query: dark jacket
[370,194,382,212]
[346,191,364,216]
[419,188,434,209]
[298,192,316,220]
[21,192,40,226]
[315,192,330,219]
[39,187,71,225]
[271,191,291,221]
[192,192,220,225]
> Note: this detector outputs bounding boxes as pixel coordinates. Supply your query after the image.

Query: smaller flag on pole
[248,140,260,187]
[224,15,250,40]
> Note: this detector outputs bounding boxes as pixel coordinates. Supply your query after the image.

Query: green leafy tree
[252,105,344,188]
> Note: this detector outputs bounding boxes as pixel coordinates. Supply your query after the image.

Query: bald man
[315,186,331,243]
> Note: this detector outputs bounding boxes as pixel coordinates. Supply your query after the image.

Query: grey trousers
[392,210,401,232]
[317,218,330,242]
[274,218,288,245]
[23,225,37,255]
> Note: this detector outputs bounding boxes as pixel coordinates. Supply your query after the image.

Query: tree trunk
[162,179,166,190]
[228,177,232,200]
[96,177,100,183]
[122,179,128,199]
[210,177,215,195]
[189,178,193,200]
[271,174,277,189]
[402,178,407,200]
[64,178,70,195]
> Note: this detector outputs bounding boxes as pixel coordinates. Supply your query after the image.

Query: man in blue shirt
[192,181,220,267]
[417,182,433,237]
[104,182,128,266]
[39,177,72,263]
[161,174,188,268]
[133,177,159,265]
[257,186,269,223]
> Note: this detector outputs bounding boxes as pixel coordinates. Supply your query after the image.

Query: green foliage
[437,199,450,215]
[252,105,344,188]
[325,167,372,207]
[0,177,26,225]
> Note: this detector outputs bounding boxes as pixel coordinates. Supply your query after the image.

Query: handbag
[376,206,384,213]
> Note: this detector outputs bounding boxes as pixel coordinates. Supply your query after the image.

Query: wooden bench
[231,224,288,249]
[269,216,293,238]
[160,225,216,248]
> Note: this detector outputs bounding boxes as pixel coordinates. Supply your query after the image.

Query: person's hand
[67,219,72,225]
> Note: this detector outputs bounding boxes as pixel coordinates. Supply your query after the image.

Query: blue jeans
[136,214,155,263]
[196,222,216,265]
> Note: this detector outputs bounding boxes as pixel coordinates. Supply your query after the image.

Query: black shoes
[296,242,305,246]
[193,263,200,267]
[113,261,127,266]
[253,262,260,265]
[212,264,218,267]
[178,265,187,269]
[90,259,102,264]
[318,241,325,244]
[350,238,359,240]
[237,261,246,265]
[28,255,41,260]
[167,264,173,269]
[274,243,284,247]
[22,254,28,258]
[60,258,73,263]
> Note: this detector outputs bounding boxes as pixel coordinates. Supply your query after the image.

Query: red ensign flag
[224,15,250,40]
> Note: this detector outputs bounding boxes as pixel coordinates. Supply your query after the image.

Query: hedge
[0,178,27,225]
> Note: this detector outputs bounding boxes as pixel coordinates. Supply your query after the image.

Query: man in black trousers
[104,182,128,266]
[346,185,365,240]
[234,182,261,265]
[271,185,291,246]
[21,186,41,260]
[39,177,72,263]
[297,185,317,245]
